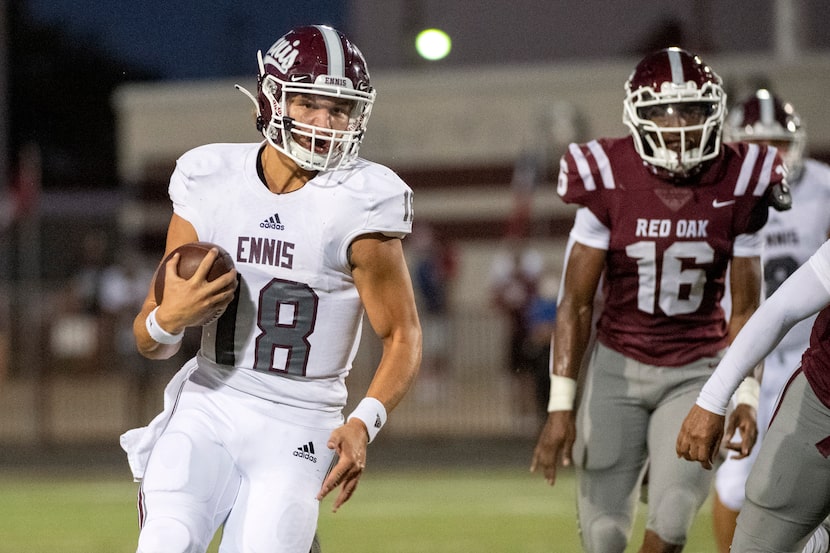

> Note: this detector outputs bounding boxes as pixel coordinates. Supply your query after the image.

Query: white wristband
[347,397,387,443]
[547,375,577,412]
[734,376,760,410]
[145,306,184,345]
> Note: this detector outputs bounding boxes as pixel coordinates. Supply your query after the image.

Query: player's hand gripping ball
[154,241,235,325]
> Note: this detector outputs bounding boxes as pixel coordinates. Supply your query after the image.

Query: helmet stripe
[315,25,345,77]
[667,49,684,84]
[758,94,775,125]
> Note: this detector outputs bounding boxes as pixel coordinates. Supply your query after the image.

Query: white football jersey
[169,142,414,412]
[761,158,830,351]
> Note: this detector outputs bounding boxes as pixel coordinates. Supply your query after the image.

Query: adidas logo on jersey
[293,441,317,463]
[260,212,284,230]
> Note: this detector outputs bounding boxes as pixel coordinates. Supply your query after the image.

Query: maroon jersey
[558,137,784,366]
[802,307,830,408]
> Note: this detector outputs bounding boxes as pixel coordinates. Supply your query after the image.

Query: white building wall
[115,52,830,182]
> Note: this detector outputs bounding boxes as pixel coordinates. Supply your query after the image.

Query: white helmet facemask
[623,80,725,177]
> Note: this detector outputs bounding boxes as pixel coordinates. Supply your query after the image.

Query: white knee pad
[649,486,700,545]
[137,517,196,553]
[581,516,629,553]
[715,457,750,511]
[143,432,222,502]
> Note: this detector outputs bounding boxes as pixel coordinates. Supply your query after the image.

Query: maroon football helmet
[623,47,726,177]
[237,25,375,171]
[725,89,805,181]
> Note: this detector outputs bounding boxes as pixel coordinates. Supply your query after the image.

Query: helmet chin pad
[272,133,321,172]
[283,135,321,171]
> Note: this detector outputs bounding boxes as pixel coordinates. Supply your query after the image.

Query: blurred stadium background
[0,1,829,551]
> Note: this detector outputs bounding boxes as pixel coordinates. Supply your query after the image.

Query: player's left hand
[722,403,757,459]
[676,404,725,470]
[317,419,369,512]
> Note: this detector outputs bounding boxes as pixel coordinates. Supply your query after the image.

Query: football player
[530,47,790,553]
[677,236,830,552]
[120,25,421,553]
[713,89,830,553]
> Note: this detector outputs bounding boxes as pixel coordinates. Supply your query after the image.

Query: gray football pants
[573,342,717,553]
[731,370,830,553]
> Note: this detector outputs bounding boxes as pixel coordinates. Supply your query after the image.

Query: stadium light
[415,28,451,61]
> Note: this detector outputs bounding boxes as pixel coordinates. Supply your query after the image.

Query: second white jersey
[169,142,414,412]
[762,158,830,351]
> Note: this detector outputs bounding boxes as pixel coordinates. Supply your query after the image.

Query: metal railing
[0,306,546,448]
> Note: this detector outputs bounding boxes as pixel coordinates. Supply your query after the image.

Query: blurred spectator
[70,230,111,316]
[98,246,156,362]
[491,104,583,431]
[50,230,112,369]
[52,232,156,375]
[523,271,559,422]
[97,245,159,422]
[489,239,544,431]
[51,230,160,421]
[409,222,458,401]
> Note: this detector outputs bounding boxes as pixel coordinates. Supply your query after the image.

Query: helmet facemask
[624,80,725,178]
[778,135,806,182]
[623,48,726,179]
[257,59,375,171]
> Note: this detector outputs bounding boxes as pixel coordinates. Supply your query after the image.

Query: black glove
[768,181,792,211]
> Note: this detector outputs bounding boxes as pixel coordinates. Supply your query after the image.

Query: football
[154,241,235,308]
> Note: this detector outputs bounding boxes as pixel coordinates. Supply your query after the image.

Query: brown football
[154,241,235,305]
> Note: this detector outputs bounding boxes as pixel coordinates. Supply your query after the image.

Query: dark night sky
[24,0,348,80]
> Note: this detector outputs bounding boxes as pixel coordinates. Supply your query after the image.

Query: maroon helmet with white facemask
[623,47,726,178]
[237,25,375,171]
